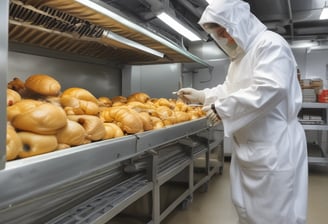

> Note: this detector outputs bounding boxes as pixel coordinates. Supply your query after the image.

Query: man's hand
[177,88,205,104]
[203,104,221,126]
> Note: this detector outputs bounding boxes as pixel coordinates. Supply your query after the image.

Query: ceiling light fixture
[157,12,202,42]
[103,30,164,58]
[320,2,328,20]
[75,0,164,58]
[290,40,318,49]
[74,0,211,67]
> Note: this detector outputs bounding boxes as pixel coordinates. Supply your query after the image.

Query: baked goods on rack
[17,132,58,158]
[67,115,106,141]
[8,99,67,135]
[61,87,100,115]
[127,92,150,103]
[56,119,88,146]
[6,123,22,161]
[6,75,206,161]
[24,74,61,96]
[103,123,124,139]
[7,89,21,106]
[100,107,144,134]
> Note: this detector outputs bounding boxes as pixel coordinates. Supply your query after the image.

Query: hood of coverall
[198,0,267,59]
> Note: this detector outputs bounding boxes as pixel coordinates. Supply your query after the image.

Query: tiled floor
[162,162,328,224]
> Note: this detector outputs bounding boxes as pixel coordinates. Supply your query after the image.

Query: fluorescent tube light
[74,0,211,67]
[320,7,328,20]
[103,30,164,58]
[290,40,318,49]
[157,12,202,42]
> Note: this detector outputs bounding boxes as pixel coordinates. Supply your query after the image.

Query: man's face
[204,23,236,45]
[203,22,242,59]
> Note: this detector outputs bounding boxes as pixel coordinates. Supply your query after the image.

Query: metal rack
[0,118,223,224]
[47,174,152,224]
[300,102,328,166]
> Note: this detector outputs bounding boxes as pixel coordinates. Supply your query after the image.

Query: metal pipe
[176,0,203,18]
[286,0,294,40]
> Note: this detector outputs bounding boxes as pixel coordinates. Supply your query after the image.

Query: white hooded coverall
[198,0,308,223]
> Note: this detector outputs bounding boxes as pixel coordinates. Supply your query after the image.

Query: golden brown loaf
[100,107,144,134]
[153,98,175,109]
[6,123,23,161]
[43,96,62,107]
[8,99,67,135]
[188,106,205,119]
[152,106,176,126]
[60,87,99,115]
[138,112,154,131]
[98,96,112,107]
[7,89,21,106]
[126,101,155,113]
[127,92,150,103]
[7,77,26,95]
[18,132,58,158]
[67,115,106,141]
[150,116,165,130]
[175,111,191,123]
[111,96,127,107]
[103,123,124,139]
[25,74,61,96]
[56,119,88,146]
[174,100,188,112]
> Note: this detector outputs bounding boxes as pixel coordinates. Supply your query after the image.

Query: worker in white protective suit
[177,0,308,223]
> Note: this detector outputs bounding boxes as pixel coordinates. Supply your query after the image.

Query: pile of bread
[6,74,205,161]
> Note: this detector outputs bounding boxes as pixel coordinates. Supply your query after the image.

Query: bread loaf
[61,88,99,115]
[7,89,21,106]
[111,96,127,106]
[8,99,67,135]
[175,111,191,123]
[6,123,22,161]
[188,106,205,119]
[25,74,61,96]
[174,100,188,112]
[150,116,165,130]
[7,77,25,95]
[152,106,176,126]
[138,112,153,131]
[101,107,144,134]
[127,92,150,103]
[56,119,88,146]
[67,115,105,141]
[44,96,62,107]
[18,132,58,158]
[103,123,124,139]
[98,96,112,107]
[153,98,175,109]
[126,101,155,113]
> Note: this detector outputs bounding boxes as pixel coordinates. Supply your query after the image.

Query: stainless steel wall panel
[8,51,122,97]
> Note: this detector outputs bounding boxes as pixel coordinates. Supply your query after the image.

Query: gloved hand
[177,88,205,104]
[202,104,221,126]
